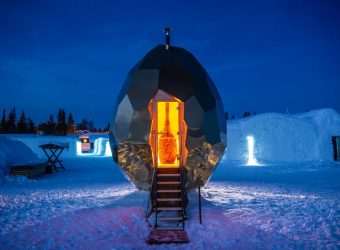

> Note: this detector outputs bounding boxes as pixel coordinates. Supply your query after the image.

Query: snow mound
[1,134,111,158]
[225,108,340,163]
[0,137,38,180]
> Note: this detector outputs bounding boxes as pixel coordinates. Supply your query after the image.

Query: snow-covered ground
[1,157,339,249]
[0,109,340,249]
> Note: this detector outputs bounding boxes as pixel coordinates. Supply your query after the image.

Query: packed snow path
[1,157,339,249]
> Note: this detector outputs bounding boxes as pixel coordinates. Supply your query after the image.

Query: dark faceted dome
[110,44,226,190]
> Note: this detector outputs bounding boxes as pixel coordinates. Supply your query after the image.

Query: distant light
[105,141,112,156]
[247,136,258,166]
[76,138,111,157]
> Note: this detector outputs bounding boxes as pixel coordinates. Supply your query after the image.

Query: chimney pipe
[163,27,171,50]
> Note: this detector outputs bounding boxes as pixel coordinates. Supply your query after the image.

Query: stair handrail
[180,166,185,230]
[198,185,202,224]
[145,167,157,220]
[154,167,158,229]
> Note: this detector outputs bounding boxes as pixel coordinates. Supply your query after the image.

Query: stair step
[158,217,183,221]
[157,207,182,211]
[156,227,183,231]
[157,198,181,202]
[157,181,180,185]
[157,190,181,193]
[157,174,180,177]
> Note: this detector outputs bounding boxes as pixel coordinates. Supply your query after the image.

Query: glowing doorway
[148,90,188,168]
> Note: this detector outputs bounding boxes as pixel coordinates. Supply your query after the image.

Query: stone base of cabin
[185,141,225,189]
[116,140,225,190]
[117,142,153,190]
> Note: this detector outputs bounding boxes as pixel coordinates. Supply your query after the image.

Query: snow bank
[0,134,112,181]
[0,134,111,158]
[296,108,340,160]
[1,108,339,170]
[225,108,340,163]
[0,137,38,180]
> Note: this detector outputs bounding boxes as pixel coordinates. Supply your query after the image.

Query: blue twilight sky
[0,0,339,128]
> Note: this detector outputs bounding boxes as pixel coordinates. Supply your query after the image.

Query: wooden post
[199,186,202,224]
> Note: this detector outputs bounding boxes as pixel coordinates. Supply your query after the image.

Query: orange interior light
[148,92,187,168]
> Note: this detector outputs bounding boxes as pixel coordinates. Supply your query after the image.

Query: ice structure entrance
[148,90,188,168]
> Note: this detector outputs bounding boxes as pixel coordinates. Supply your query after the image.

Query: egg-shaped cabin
[109,32,226,191]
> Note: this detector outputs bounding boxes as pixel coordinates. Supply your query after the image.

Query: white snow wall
[0,135,111,159]
[0,109,339,167]
[225,109,340,163]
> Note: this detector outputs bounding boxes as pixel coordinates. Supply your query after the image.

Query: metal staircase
[147,166,189,243]
[153,167,185,230]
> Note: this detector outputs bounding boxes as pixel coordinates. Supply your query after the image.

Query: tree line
[0,107,109,135]
[225,111,257,120]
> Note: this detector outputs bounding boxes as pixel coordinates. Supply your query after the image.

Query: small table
[39,143,67,171]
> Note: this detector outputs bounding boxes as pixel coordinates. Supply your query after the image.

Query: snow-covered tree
[77,119,89,131]
[47,114,56,135]
[7,107,17,133]
[67,113,75,134]
[104,122,110,132]
[0,109,6,133]
[56,108,67,135]
[27,118,36,134]
[17,110,28,133]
